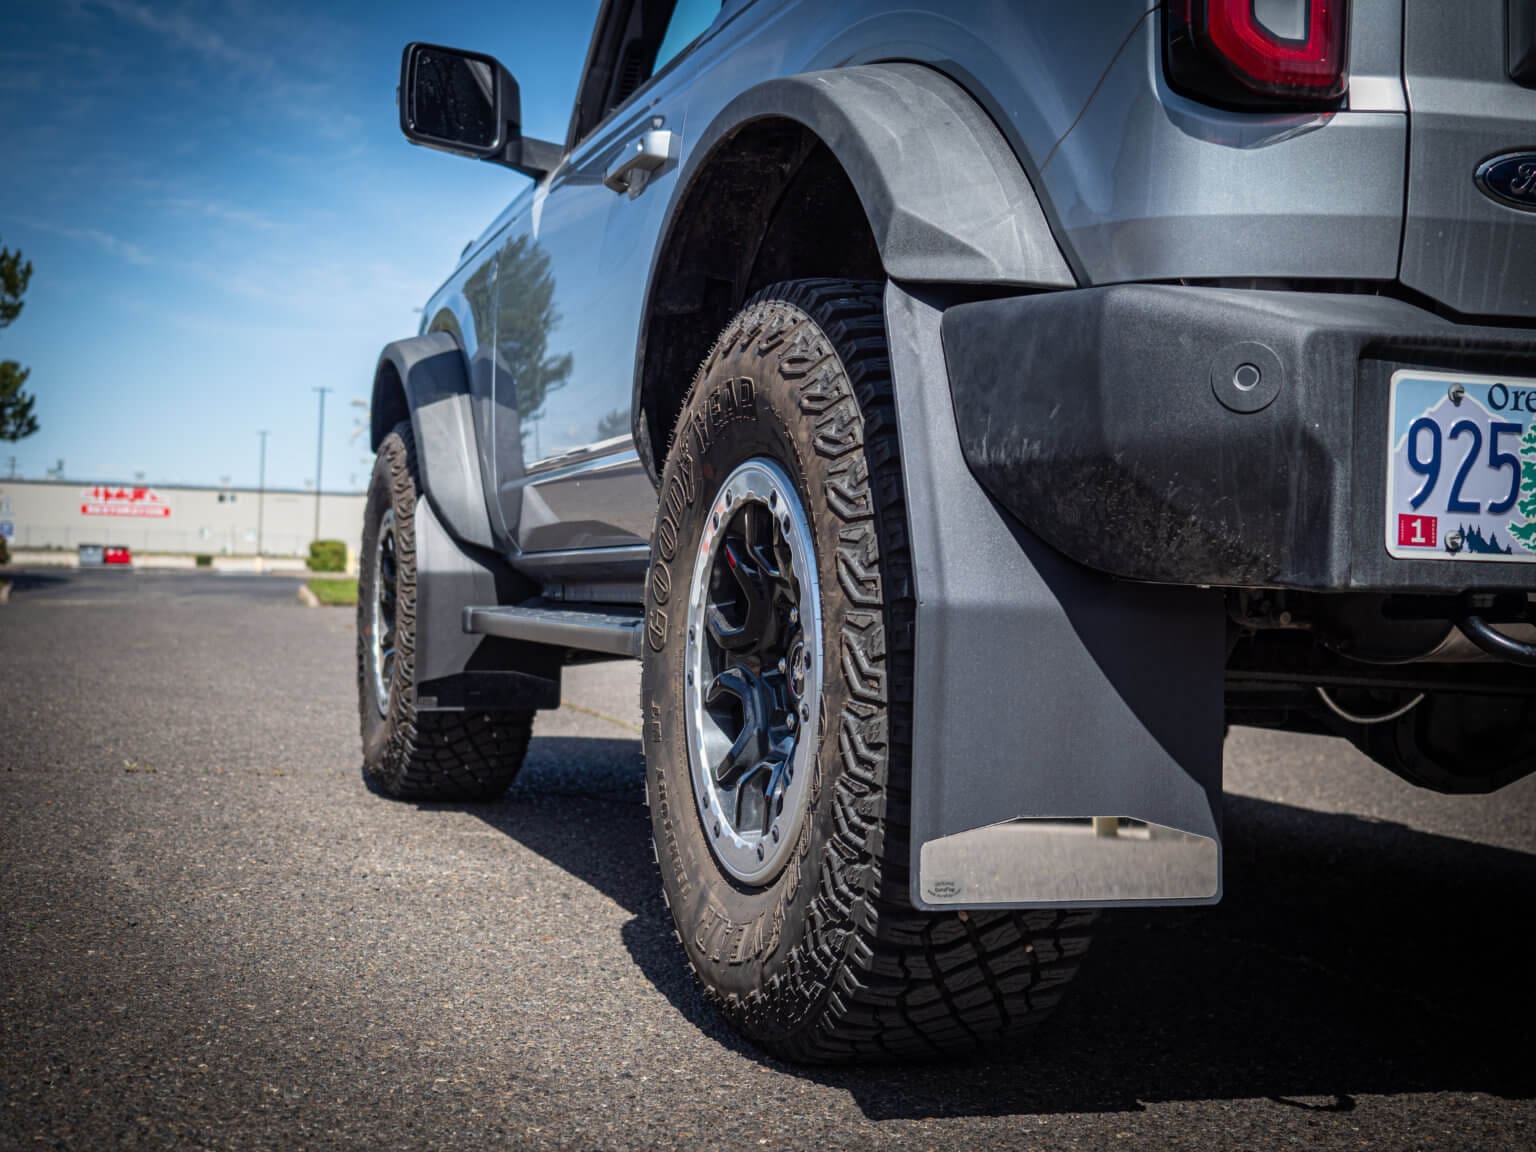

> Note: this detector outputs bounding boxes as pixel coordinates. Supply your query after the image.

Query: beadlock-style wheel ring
[369,508,397,716]
[684,458,823,885]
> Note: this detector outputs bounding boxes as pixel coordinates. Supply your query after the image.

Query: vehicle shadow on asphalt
[441,735,1536,1117]
[408,734,769,1060]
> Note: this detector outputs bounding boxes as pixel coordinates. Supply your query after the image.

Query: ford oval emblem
[1476,152,1536,211]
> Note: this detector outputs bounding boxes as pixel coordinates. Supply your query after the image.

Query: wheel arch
[370,332,496,551]
[369,357,409,455]
[631,62,1076,482]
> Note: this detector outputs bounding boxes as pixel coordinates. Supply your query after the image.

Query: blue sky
[0,0,600,491]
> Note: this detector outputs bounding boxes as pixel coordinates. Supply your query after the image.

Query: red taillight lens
[1165,0,1349,109]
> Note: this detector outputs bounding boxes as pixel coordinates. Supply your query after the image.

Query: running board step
[462,603,644,659]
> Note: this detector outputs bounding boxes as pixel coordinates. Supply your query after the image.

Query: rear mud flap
[887,283,1225,909]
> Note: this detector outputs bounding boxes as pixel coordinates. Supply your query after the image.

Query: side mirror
[398,42,560,179]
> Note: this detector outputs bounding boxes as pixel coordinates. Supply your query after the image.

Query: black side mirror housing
[398,42,560,179]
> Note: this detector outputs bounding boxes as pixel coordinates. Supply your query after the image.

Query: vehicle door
[494,0,730,556]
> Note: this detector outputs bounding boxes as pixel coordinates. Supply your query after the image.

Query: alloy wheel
[684,458,823,885]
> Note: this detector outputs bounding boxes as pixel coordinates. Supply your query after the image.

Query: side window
[568,0,724,147]
[653,0,722,75]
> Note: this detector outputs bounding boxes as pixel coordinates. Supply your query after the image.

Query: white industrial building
[0,479,366,558]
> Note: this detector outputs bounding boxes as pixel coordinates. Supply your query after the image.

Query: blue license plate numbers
[1386,370,1536,563]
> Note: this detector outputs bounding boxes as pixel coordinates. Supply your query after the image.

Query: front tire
[357,421,532,801]
[642,280,1091,1062]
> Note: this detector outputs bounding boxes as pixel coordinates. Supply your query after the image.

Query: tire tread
[357,421,531,802]
[666,280,1091,1063]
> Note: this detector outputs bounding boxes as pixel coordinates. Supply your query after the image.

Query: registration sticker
[1386,370,1536,562]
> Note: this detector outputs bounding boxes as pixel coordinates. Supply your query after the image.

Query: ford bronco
[359,0,1536,1061]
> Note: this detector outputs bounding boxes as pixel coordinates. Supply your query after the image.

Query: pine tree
[0,239,37,442]
[1508,425,1536,550]
[460,234,572,459]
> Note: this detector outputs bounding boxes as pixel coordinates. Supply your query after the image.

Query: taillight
[1165,0,1349,109]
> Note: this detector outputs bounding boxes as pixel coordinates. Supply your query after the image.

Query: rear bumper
[942,286,1536,592]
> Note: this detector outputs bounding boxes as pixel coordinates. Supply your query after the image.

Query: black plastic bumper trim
[942,285,1536,593]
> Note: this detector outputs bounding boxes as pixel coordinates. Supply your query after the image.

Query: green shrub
[0,537,9,566]
[194,554,213,568]
[307,539,347,573]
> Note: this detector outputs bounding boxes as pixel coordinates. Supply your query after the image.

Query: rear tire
[642,279,1092,1063]
[357,421,532,801]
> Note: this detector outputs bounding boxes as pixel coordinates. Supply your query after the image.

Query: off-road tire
[642,279,1093,1063]
[357,421,532,800]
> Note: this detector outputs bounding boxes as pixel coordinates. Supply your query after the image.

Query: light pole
[312,387,332,543]
[256,430,269,557]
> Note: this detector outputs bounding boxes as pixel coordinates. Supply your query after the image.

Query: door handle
[603,128,675,192]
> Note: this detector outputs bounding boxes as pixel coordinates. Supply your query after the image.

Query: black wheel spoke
[734,763,769,836]
[763,756,792,823]
[705,603,748,651]
[739,502,763,551]
[707,666,770,789]
[742,502,783,581]
[706,537,772,652]
[733,756,792,837]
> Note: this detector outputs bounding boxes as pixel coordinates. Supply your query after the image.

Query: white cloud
[2,215,152,265]
[159,197,278,230]
[86,0,274,74]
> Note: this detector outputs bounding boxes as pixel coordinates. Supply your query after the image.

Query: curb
[297,583,320,608]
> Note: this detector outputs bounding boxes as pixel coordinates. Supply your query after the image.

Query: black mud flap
[887,283,1225,910]
[413,497,561,713]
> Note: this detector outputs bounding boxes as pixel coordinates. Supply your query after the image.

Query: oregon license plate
[1387,369,1536,563]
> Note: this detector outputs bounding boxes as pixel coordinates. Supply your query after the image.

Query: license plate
[1386,369,1536,562]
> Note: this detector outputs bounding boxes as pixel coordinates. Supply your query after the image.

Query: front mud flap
[887,283,1224,910]
[413,497,560,713]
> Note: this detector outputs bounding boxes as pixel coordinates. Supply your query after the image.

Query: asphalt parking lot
[2,569,1533,1150]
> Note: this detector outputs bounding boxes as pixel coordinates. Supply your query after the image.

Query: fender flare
[631,62,1076,476]
[695,64,1074,286]
[371,332,495,552]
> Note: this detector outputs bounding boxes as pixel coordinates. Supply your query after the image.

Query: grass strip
[306,577,357,607]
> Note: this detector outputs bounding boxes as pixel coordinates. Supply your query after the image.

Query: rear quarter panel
[416,0,1151,550]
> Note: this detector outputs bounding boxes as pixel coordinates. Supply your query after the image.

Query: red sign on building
[81,486,171,518]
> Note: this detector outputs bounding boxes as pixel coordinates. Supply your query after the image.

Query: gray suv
[359,0,1536,1061]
